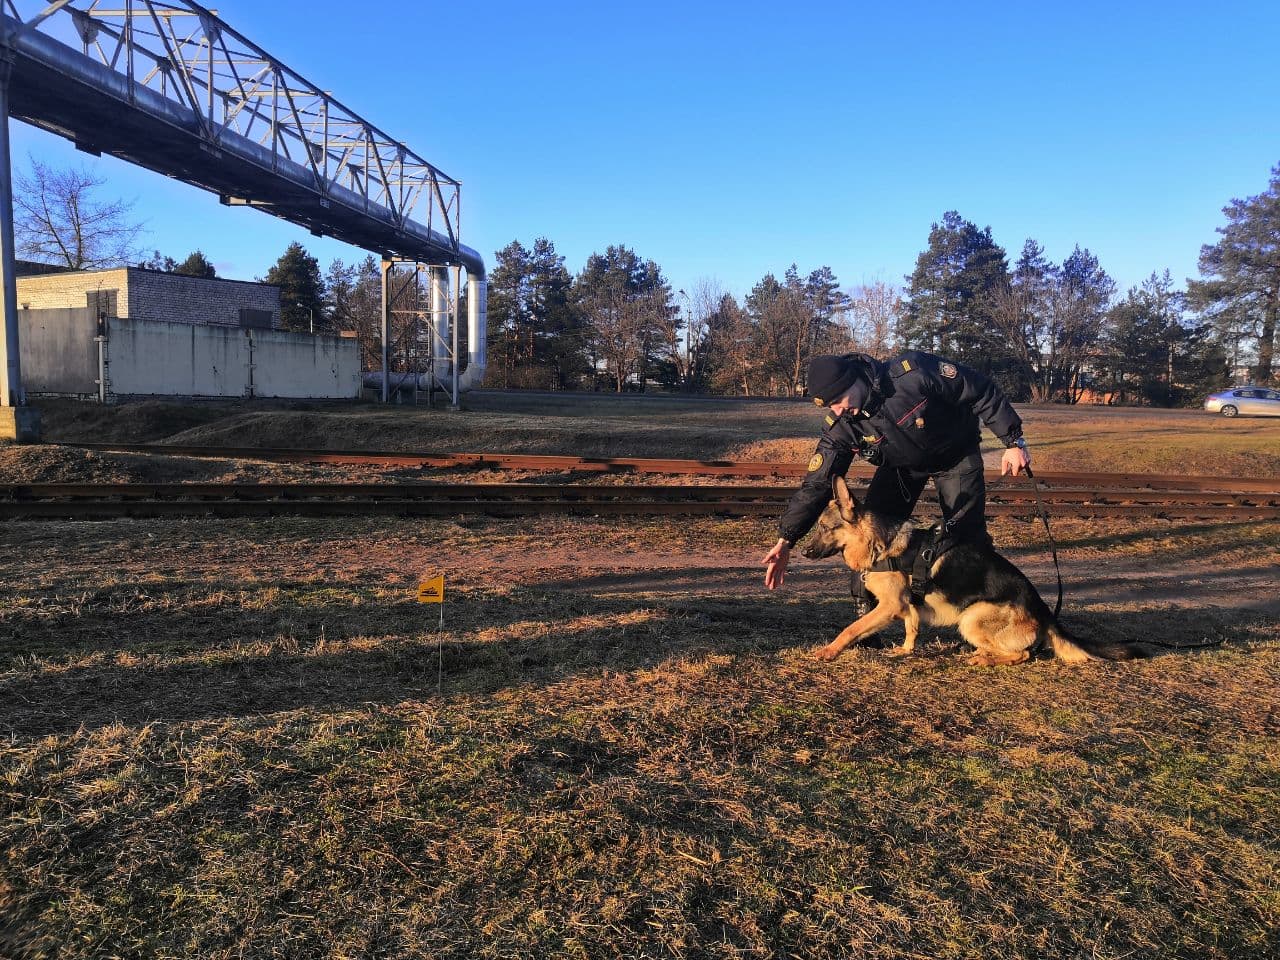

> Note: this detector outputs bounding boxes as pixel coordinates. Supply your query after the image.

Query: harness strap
[868,525,945,601]
[908,528,937,601]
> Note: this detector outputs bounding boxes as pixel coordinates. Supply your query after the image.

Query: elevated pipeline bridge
[0,0,486,422]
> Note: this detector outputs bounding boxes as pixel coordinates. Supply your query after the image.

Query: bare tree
[14,158,144,269]
[834,281,902,356]
[682,278,722,388]
[586,286,662,392]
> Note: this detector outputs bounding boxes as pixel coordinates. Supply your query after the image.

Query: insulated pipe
[457,274,487,391]
[362,371,429,392]
[429,266,450,383]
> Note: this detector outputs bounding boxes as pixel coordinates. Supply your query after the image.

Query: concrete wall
[15,267,281,328]
[252,328,360,399]
[18,311,359,400]
[18,307,99,396]
[107,317,252,397]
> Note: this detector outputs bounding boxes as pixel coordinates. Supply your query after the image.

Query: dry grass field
[3,393,1279,959]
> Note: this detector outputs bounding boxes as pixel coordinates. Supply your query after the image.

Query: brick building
[16,265,280,329]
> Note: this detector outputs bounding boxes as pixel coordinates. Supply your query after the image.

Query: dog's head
[800,476,865,561]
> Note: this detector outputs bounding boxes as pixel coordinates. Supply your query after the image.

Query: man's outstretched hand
[762,538,791,590]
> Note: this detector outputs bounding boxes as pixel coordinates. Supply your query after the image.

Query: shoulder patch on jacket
[900,358,912,373]
[808,453,824,472]
[940,362,958,378]
[824,414,835,427]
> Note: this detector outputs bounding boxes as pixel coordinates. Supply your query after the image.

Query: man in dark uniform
[762,351,1031,608]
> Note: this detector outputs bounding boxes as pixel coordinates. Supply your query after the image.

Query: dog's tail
[1046,622,1149,663]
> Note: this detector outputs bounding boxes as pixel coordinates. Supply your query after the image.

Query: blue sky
[11,0,1279,302]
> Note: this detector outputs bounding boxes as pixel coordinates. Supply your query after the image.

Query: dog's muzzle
[801,539,840,560]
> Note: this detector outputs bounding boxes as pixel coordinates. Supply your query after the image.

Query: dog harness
[868,525,948,602]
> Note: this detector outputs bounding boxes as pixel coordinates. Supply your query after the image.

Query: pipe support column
[0,51,38,441]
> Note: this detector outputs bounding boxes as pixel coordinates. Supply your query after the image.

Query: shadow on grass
[3,575,1268,738]
[1007,518,1276,555]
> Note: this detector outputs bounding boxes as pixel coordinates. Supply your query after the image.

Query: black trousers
[863,448,990,546]
[849,449,990,605]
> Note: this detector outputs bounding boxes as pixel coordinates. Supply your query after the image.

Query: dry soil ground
[2,394,1278,959]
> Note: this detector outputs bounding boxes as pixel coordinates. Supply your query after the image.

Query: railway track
[4,479,1279,520]
[70,442,1280,492]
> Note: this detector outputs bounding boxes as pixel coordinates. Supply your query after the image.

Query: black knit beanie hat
[807,354,869,406]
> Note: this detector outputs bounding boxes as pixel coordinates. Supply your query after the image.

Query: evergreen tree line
[476,164,1280,403]
[171,163,1278,404]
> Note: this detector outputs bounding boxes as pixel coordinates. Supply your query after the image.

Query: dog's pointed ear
[832,476,858,523]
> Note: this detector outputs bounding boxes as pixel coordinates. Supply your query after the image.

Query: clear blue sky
[11,0,1279,302]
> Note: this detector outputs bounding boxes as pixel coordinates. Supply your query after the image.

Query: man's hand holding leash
[1000,438,1031,477]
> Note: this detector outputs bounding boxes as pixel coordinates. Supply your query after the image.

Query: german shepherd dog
[801,477,1143,665]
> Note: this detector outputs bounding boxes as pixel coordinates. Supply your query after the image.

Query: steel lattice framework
[0,0,482,270]
[0,0,487,414]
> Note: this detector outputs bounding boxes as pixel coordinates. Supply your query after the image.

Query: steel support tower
[0,0,486,432]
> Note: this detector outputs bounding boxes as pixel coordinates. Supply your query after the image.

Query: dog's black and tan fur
[801,477,1143,665]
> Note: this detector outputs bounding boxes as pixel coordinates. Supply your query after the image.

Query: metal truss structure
[0,0,486,411]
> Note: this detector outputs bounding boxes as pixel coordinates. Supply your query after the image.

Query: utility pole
[0,49,38,441]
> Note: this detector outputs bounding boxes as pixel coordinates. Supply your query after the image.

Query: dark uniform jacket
[778,351,1023,545]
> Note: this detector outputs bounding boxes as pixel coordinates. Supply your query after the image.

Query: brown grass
[16,394,1280,480]
[2,395,1279,958]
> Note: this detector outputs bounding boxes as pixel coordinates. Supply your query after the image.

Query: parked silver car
[1203,385,1280,417]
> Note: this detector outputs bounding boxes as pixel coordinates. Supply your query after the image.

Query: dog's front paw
[813,643,844,662]
[885,644,915,658]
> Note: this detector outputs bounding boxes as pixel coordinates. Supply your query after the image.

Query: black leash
[1021,465,1222,652]
[1023,465,1064,619]
[1018,463,1228,655]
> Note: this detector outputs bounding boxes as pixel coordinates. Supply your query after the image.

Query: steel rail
[3,484,1279,520]
[69,443,1280,494]
[3,501,1279,520]
[4,482,1278,507]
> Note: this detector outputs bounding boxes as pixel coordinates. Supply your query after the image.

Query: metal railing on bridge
[0,0,486,414]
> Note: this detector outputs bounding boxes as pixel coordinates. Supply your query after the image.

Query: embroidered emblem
[824,415,835,427]
[807,453,824,472]
[914,417,925,429]
[900,359,912,372]
[940,362,958,379]
[813,397,824,406]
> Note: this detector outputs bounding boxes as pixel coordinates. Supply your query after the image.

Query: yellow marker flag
[417,573,445,604]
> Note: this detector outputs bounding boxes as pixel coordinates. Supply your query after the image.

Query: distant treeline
[252,164,1280,405]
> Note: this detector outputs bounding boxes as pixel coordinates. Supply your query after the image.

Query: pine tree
[1105,272,1227,406]
[488,241,533,387]
[1051,246,1114,402]
[903,211,1010,372]
[173,249,217,279]
[529,238,587,390]
[1187,165,1280,383]
[703,293,758,395]
[991,239,1057,400]
[487,239,584,389]
[264,242,325,333]
[574,245,671,392]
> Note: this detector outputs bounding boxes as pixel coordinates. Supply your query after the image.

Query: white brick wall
[15,268,280,328]
[16,268,129,312]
